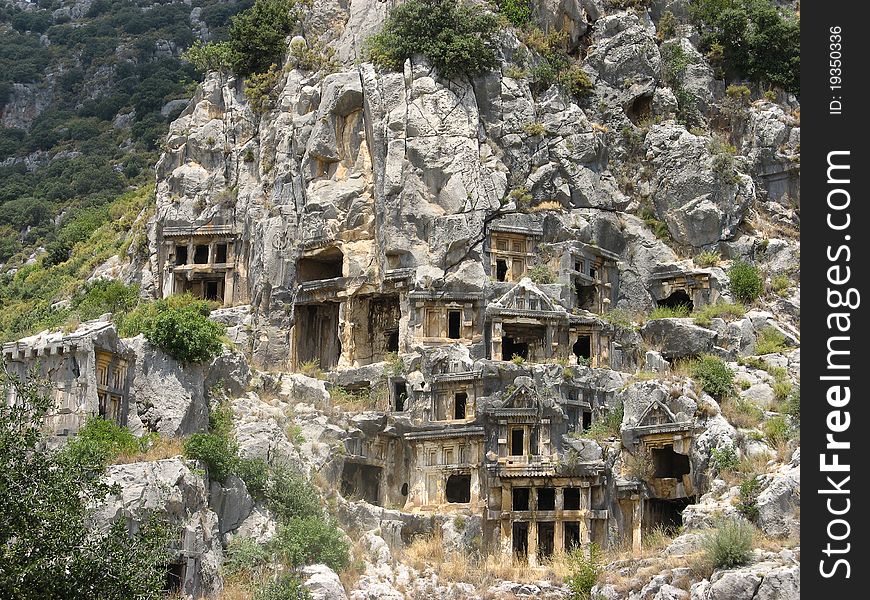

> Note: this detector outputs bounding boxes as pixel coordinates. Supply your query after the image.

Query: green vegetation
[582,401,623,441]
[695,250,721,267]
[660,41,700,127]
[368,0,500,77]
[565,543,602,599]
[520,28,594,99]
[121,294,225,363]
[710,444,740,473]
[601,309,636,333]
[762,415,793,446]
[702,517,755,569]
[273,515,350,571]
[64,416,146,469]
[785,386,800,427]
[754,327,787,355]
[254,574,312,600]
[692,355,734,400]
[497,0,532,27]
[692,301,745,327]
[691,0,800,93]
[528,264,556,284]
[0,185,152,342]
[656,10,678,41]
[0,371,169,599]
[737,475,762,521]
[728,261,764,304]
[649,304,691,319]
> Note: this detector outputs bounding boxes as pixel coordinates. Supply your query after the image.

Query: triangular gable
[493,278,566,313]
[502,381,540,410]
[637,399,677,427]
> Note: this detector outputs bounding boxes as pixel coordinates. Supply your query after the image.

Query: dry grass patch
[112,435,185,464]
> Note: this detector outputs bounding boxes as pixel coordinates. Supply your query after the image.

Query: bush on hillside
[728,261,764,304]
[692,355,734,400]
[702,517,755,568]
[368,0,500,78]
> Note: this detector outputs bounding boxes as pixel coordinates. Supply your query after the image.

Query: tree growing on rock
[367,0,500,78]
[0,371,169,600]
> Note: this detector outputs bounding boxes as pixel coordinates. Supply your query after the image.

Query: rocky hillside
[1,1,800,599]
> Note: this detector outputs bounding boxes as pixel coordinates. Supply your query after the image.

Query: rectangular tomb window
[447,310,462,339]
[564,488,581,510]
[512,487,530,511]
[512,258,525,281]
[537,522,555,559]
[445,474,471,503]
[537,487,555,511]
[513,522,529,559]
[215,243,228,264]
[582,410,592,431]
[175,245,188,265]
[204,280,221,302]
[194,244,209,264]
[511,428,524,456]
[444,447,455,465]
[393,381,407,412]
[454,392,467,419]
[496,259,508,282]
[564,521,581,550]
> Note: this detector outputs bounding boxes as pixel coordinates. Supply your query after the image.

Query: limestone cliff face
[145,0,791,370]
[134,1,801,597]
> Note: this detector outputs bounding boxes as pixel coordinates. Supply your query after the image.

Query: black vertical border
[802,1,869,594]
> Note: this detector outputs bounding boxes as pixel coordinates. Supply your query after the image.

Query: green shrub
[227,0,300,76]
[265,465,323,521]
[182,40,234,72]
[244,64,282,114]
[649,304,691,319]
[770,274,791,296]
[772,380,792,404]
[223,537,270,579]
[711,444,739,473]
[498,0,532,27]
[565,544,601,599]
[692,355,734,400]
[691,0,799,93]
[754,327,787,355]
[64,416,143,468]
[692,301,745,327]
[703,517,755,569]
[237,457,270,499]
[762,415,792,446]
[120,295,224,363]
[558,65,594,98]
[601,309,636,332]
[657,10,678,40]
[254,573,312,600]
[271,517,350,572]
[184,432,238,482]
[528,264,556,284]
[695,250,721,267]
[71,280,140,322]
[367,0,500,77]
[737,475,761,522]
[522,122,546,137]
[728,261,764,304]
[288,37,339,73]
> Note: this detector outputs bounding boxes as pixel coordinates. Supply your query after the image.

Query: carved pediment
[637,399,677,427]
[493,279,565,314]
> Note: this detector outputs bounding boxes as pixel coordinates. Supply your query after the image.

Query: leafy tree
[368,0,500,78]
[0,371,168,599]
[498,0,532,27]
[271,517,350,572]
[227,0,300,76]
[691,0,799,93]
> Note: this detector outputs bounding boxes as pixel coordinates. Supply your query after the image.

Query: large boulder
[641,318,718,360]
[303,564,348,600]
[644,123,755,247]
[126,336,209,436]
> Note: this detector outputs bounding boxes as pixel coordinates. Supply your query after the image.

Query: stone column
[632,497,643,553]
[528,520,538,567]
